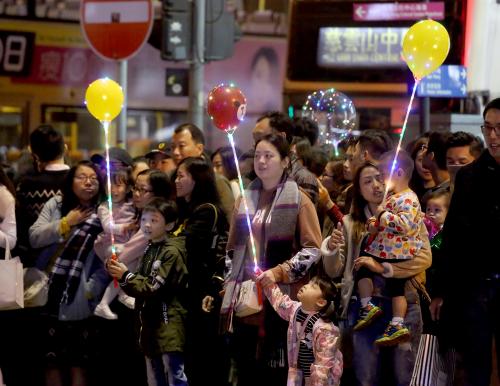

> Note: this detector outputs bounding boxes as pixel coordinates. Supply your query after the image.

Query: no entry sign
[81,0,154,60]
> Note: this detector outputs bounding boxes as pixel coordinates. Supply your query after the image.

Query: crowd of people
[0,98,498,386]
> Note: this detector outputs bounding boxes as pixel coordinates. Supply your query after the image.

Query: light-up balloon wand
[383,19,450,203]
[85,78,124,287]
[207,84,259,280]
[302,88,357,158]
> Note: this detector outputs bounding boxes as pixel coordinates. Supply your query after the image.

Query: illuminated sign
[317,27,408,68]
[0,30,35,76]
[417,65,467,98]
[353,2,445,21]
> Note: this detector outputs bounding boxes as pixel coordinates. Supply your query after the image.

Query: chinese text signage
[353,2,445,21]
[317,27,408,68]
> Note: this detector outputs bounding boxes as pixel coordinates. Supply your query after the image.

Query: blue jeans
[146,352,188,386]
[347,296,422,386]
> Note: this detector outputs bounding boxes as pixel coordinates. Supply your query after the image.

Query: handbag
[234,279,263,317]
[0,238,24,310]
[23,267,49,307]
[410,333,455,386]
[23,240,64,308]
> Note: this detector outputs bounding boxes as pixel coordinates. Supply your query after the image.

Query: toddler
[424,189,450,241]
[355,150,424,346]
[94,169,137,319]
[108,198,189,386]
[257,273,343,386]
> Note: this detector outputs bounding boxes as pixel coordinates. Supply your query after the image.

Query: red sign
[353,2,445,21]
[81,0,153,60]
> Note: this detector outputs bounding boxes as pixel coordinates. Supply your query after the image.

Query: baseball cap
[90,147,133,167]
[145,142,171,159]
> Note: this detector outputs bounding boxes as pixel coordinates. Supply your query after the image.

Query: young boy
[355,150,424,346]
[257,273,343,386]
[107,198,189,386]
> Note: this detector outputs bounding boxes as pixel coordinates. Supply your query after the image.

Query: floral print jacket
[263,283,343,386]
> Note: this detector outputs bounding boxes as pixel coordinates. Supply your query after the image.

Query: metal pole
[118,60,128,148]
[420,96,431,134]
[189,0,205,129]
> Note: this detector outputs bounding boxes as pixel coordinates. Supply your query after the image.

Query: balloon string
[102,120,118,287]
[382,80,419,204]
[227,132,258,272]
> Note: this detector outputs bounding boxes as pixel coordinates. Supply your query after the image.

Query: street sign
[417,65,467,98]
[353,2,445,21]
[81,0,154,60]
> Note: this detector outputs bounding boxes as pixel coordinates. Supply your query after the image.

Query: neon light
[383,81,419,203]
[102,121,118,286]
[227,131,258,271]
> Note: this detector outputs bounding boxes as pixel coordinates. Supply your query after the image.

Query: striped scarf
[48,213,102,308]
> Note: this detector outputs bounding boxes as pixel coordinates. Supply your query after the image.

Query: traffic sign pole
[118,60,128,148]
[189,0,205,131]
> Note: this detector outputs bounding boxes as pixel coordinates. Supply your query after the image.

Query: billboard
[317,27,408,68]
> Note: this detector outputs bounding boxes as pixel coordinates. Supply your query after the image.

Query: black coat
[440,150,500,296]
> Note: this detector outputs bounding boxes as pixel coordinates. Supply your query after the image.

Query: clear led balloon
[302,88,357,155]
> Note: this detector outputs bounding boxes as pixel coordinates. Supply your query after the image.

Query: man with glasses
[434,98,500,386]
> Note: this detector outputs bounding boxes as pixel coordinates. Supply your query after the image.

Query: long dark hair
[211,146,241,181]
[350,162,380,244]
[408,134,430,195]
[61,160,105,216]
[0,167,15,197]
[177,157,220,212]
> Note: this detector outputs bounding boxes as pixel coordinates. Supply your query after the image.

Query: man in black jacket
[434,98,500,386]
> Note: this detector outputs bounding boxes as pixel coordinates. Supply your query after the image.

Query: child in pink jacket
[257,274,343,386]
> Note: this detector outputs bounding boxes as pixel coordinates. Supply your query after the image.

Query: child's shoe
[94,303,118,320]
[118,293,135,309]
[353,302,382,331]
[375,322,410,346]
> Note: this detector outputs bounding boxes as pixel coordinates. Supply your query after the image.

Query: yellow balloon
[85,78,124,122]
[402,19,450,80]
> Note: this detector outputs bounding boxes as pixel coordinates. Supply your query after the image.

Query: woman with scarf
[29,160,106,386]
[221,134,322,386]
[321,162,431,386]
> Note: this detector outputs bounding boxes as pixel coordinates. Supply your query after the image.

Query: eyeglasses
[481,124,500,136]
[133,186,153,195]
[75,175,99,184]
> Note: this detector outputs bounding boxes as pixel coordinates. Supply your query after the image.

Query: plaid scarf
[220,177,300,333]
[48,212,102,308]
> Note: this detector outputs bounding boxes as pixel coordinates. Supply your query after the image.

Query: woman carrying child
[321,161,431,385]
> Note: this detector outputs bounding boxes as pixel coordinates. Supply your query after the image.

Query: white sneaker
[118,294,135,309]
[94,303,118,320]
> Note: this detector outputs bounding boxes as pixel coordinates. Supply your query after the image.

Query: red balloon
[207,84,247,131]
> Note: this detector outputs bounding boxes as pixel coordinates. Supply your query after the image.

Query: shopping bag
[234,279,262,317]
[410,333,455,386]
[0,239,24,310]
